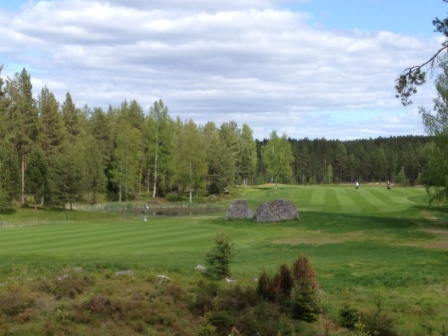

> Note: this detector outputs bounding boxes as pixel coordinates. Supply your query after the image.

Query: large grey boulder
[225,199,254,220]
[253,199,299,222]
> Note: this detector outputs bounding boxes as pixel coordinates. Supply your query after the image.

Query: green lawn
[0,184,447,334]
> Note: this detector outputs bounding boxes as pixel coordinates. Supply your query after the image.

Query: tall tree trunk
[152,153,158,198]
[21,153,26,204]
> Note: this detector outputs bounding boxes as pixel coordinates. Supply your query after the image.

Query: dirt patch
[273,230,366,246]
[397,227,448,250]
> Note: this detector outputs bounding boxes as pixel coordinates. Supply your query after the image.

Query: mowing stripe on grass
[6,224,213,254]
[309,188,325,211]
[346,188,379,213]
[324,188,341,212]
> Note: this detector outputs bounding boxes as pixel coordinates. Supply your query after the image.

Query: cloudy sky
[0,0,446,140]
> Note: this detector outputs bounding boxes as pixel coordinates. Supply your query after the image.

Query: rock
[195,264,207,271]
[253,199,299,222]
[225,199,254,220]
[114,270,135,278]
[58,274,69,281]
[157,274,170,283]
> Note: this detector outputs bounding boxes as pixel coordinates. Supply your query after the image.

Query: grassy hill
[0,184,447,335]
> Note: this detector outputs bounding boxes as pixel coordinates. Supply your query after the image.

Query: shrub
[37,273,95,298]
[256,255,321,323]
[196,322,218,336]
[205,232,234,280]
[0,187,12,214]
[0,291,35,316]
[289,256,321,322]
[362,295,398,336]
[339,302,360,329]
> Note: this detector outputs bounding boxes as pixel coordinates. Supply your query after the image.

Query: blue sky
[0,0,446,140]
[294,0,447,36]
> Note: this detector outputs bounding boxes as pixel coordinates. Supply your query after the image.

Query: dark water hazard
[145,207,222,217]
[74,203,224,217]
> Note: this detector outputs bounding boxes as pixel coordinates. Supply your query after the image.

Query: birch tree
[238,124,257,186]
[175,119,207,202]
[262,131,294,184]
[111,123,141,202]
[146,100,176,198]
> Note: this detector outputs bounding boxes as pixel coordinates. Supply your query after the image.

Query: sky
[0,0,447,141]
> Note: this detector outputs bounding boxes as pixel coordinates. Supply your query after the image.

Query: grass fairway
[1,184,448,334]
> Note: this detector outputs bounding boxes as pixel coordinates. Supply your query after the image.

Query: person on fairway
[356,181,359,189]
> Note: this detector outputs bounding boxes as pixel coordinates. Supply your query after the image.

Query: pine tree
[52,141,85,209]
[25,146,48,208]
[205,232,235,280]
[38,86,67,205]
[203,122,235,194]
[4,68,40,204]
[290,255,320,322]
[397,166,407,186]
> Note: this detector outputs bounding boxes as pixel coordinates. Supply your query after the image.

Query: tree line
[0,66,435,211]
[256,135,432,186]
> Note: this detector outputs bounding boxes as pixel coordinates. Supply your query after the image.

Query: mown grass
[0,184,447,335]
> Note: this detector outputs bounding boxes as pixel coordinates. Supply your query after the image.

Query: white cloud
[0,0,439,140]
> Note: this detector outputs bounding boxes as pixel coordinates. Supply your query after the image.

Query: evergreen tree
[80,134,107,203]
[52,141,85,209]
[397,166,407,186]
[38,86,67,204]
[25,146,48,208]
[417,56,448,201]
[0,141,20,201]
[0,184,11,213]
[334,142,348,182]
[203,122,235,194]
[290,255,320,322]
[61,92,82,139]
[205,232,235,280]
[4,68,40,204]
[88,107,114,167]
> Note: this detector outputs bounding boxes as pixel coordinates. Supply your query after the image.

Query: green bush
[339,302,360,329]
[205,232,234,280]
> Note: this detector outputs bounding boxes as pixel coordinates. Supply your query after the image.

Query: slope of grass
[0,184,447,334]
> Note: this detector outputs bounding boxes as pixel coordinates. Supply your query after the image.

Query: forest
[0,67,433,211]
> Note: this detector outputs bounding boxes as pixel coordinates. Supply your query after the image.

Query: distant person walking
[356,181,359,189]
[387,180,391,190]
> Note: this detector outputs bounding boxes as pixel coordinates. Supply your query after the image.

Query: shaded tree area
[0,66,435,211]
[256,135,432,185]
[0,67,260,208]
